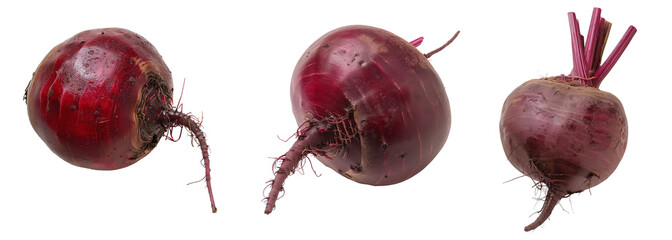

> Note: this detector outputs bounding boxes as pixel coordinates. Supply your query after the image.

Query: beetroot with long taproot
[264,25,458,214]
[499,8,635,231]
[24,28,216,212]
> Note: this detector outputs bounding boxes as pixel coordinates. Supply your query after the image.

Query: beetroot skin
[25,28,216,212]
[264,25,459,214]
[499,8,635,231]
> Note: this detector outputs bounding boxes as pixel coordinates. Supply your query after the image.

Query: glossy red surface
[26,28,173,170]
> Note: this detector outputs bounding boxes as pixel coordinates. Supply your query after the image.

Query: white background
[1,0,669,239]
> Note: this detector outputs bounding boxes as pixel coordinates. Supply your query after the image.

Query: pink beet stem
[592,25,637,87]
[162,109,217,213]
[583,8,603,73]
[410,37,424,47]
[568,12,589,79]
[423,30,460,59]
[590,18,610,74]
[567,8,637,88]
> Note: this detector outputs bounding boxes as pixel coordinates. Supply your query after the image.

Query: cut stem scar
[409,37,424,47]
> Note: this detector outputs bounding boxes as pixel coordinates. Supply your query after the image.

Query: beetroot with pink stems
[499,8,636,231]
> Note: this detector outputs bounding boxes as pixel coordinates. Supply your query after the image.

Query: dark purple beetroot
[499,8,636,231]
[264,25,459,214]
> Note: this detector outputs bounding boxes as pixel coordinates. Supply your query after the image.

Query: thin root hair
[561,196,574,214]
[262,180,285,201]
[174,78,187,112]
[271,154,288,175]
[277,132,299,143]
[503,175,527,184]
[579,171,600,195]
[187,175,207,186]
[298,155,322,177]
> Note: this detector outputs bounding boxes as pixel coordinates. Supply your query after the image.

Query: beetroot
[499,8,635,231]
[264,25,459,214]
[24,28,216,212]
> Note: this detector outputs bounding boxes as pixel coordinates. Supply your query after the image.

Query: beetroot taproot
[24,28,216,212]
[499,8,635,231]
[264,25,459,214]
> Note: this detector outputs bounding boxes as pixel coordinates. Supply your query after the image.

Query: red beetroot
[24,28,216,212]
[264,25,459,214]
[499,8,635,231]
